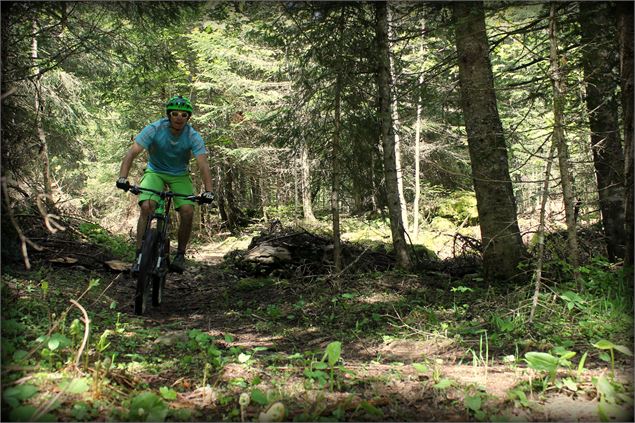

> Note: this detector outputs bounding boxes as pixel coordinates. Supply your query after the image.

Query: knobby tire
[135,228,157,315]
[152,237,169,307]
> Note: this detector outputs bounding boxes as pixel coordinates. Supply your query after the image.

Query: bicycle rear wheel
[152,237,169,307]
[135,228,157,315]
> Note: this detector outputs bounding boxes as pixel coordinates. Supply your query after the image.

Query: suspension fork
[155,195,173,272]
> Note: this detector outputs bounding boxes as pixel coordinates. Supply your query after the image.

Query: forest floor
[1,222,634,422]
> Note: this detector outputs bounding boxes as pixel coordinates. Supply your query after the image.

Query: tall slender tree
[453,1,525,280]
[578,2,625,262]
[300,141,317,222]
[549,3,580,281]
[376,1,411,270]
[412,18,426,239]
[617,1,634,274]
[387,4,409,232]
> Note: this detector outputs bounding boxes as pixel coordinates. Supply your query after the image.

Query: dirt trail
[101,244,633,422]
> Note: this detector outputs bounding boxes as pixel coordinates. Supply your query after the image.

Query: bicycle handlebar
[127,184,212,205]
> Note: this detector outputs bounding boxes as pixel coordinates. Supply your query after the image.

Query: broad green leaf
[465,395,482,411]
[324,341,342,367]
[9,405,55,422]
[412,363,429,373]
[238,353,251,363]
[159,386,177,401]
[65,378,90,394]
[577,351,588,377]
[129,392,168,422]
[48,333,71,351]
[508,389,529,407]
[251,388,268,405]
[433,378,453,389]
[71,402,89,420]
[593,340,615,350]
[12,350,28,362]
[9,405,37,422]
[597,400,631,422]
[613,345,633,356]
[3,384,39,407]
[595,375,616,402]
[562,377,577,392]
[559,351,576,361]
[524,352,559,374]
[312,361,328,370]
[303,369,327,380]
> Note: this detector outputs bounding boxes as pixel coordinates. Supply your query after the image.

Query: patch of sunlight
[358,292,403,304]
[342,226,391,243]
[210,236,251,253]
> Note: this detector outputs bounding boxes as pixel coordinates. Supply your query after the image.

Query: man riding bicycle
[116,95,213,273]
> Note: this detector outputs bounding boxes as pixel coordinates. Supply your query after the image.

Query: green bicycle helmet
[165,95,193,115]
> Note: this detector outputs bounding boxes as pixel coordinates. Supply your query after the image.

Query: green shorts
[138,169,195,209]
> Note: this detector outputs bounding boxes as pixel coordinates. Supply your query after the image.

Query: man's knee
[178,205,194,221]
[140,200,156,217]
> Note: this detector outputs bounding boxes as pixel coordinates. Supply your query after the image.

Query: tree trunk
[332,70,343,272]
[32,19,54,207]
[300,141,316,222]
[530,141,557,323]
[453,1,524,280]
[376,1,411,270]
[578,2,625,261]
[549,3,580,281]
[412,18,426,239]
[223,162,242,233]
[617,2,634,275]
[215,165,228,222]
[387,4,408,231]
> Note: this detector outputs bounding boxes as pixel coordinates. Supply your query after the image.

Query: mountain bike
[126,185,211,315]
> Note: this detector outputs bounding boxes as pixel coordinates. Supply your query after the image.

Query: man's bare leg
[177,204,194,253]
[136,200,156,250]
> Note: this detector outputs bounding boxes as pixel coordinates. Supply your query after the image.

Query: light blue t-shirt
[135,118,207,175]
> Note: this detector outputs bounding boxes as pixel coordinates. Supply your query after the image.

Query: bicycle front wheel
[135,228,157,315]
[152,237,169,307]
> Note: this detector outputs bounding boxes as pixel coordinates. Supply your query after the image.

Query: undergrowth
[1,220,633,422]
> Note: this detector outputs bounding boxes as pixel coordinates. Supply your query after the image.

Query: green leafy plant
[79,222,135,260]
[559,290,586,311]
[128,392,168,422]
[303,341,343,391]
[524,349,576,386]
[594,375,633,422]
[464,391,488,421]
[593,339,633,380]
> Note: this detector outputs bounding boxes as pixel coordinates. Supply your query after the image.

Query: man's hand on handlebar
[116,177,130,192]
[200,191,214,204]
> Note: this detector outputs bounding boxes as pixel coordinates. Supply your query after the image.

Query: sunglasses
[170,111,190,119]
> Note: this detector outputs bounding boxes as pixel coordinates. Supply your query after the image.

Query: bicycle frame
[128,185,202,314]
[144,193,173,279]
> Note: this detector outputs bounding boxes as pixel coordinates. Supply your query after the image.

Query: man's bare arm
[195,154,213,192]
[118,142,145,179]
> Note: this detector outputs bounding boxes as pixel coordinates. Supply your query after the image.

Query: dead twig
[2,278,110,374]
[36,194,66,233]
[69,300,90,368]
[1,177,43,270]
